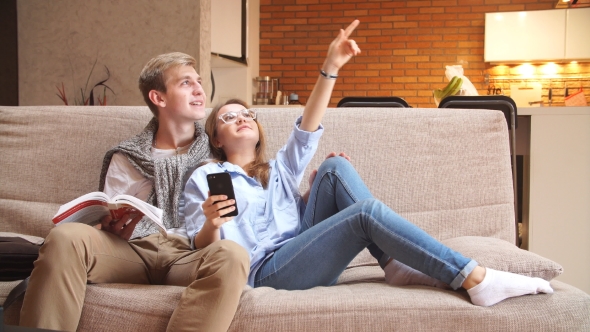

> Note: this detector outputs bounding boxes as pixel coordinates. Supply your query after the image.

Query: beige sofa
[1,105,589,331]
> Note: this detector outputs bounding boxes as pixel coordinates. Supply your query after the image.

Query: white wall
[18,0,211,106]
[526,108,590,295]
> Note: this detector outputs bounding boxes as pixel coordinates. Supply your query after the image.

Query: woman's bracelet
[320,69,338,80]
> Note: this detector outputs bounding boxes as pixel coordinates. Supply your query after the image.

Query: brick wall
[259,0,560,108]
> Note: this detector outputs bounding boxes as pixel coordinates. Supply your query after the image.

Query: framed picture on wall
[211,0,247,65]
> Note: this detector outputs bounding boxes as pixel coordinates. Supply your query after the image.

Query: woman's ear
[148,90,166,108]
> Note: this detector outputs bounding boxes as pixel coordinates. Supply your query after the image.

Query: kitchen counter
[251,104,304,108]
[518,106,590,115]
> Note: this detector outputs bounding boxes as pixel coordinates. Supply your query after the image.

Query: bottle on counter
[288,93,302,105]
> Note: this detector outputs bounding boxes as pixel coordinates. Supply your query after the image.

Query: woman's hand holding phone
[195,172,238,248]
[202,193,236,229]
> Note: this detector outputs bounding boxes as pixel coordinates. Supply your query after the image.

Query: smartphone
[206,172,238,217]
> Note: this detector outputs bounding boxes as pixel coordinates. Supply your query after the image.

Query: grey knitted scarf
[98,117,209,239]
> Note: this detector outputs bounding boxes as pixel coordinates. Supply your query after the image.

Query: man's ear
[148,90,166,108]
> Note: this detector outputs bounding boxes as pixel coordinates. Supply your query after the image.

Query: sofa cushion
[0,106,152,238]
[5,280,589,331]
[259,107,517,243]
[229,280,589,332]
[442,236,563,281]
[1,106,516,242]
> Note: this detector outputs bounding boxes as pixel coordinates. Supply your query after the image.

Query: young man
[19,52,249,332]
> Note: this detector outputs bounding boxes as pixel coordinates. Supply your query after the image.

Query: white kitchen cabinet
[565,8,590,60]
[485,10,566,63]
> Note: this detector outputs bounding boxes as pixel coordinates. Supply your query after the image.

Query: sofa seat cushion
[0,280,22,307]
[229,280,589,332]
[442,236,563,281]
[338,265,384,285]
[5,281,588,332]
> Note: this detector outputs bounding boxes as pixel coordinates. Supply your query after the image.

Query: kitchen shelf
[488,75,589,80]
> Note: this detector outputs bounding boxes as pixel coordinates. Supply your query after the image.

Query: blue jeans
[254,157,477,290]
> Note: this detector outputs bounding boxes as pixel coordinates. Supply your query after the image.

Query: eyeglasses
[218,109,257,124]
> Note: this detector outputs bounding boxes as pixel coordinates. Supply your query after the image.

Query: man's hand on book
[100,213,143,240]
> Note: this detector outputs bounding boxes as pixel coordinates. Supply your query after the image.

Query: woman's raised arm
[299,19,361,132]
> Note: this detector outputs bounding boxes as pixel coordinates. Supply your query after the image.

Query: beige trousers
[19,223,249,332]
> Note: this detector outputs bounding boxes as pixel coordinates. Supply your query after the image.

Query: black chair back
[438,95,517,129]
[337,96,410,108]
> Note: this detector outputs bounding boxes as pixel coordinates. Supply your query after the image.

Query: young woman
[183,20,553,307]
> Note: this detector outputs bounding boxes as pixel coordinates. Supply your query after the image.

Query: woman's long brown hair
[205,99,270,188]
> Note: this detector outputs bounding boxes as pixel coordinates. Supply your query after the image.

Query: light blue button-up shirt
[184,117,324,286]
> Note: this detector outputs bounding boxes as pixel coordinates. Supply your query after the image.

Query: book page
[113,195,162,220]
[112,194,165,232]
[55,205,109,226]
[54,192,109,217]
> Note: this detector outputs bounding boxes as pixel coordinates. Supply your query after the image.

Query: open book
[52,192,166,236]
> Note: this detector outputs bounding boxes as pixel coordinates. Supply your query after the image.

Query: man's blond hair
[138,52,197,116]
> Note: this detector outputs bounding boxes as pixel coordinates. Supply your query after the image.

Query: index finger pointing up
[342,19,360,38]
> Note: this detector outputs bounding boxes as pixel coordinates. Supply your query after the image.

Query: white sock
[384,259,451,289]
[467,268,554,307]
